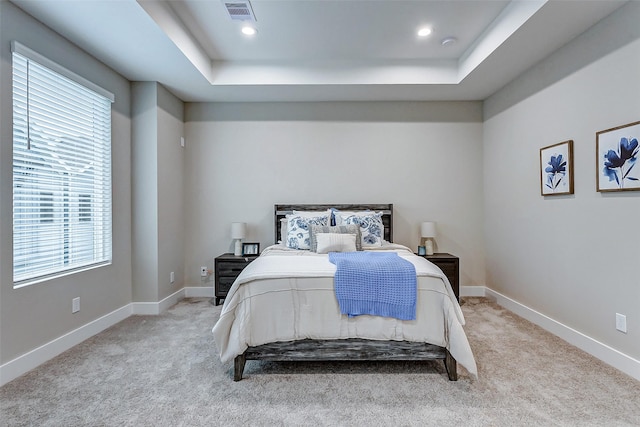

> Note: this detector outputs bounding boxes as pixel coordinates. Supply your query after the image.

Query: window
[39,192,54,223]
[79,195,92,222]
[12,42,114,286]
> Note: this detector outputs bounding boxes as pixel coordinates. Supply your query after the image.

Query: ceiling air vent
[223,1,257,22]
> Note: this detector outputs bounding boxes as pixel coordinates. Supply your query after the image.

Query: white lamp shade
[421,221,437,238]
[231,222,247,239]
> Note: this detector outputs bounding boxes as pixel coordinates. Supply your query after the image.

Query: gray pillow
[310,224,362,252]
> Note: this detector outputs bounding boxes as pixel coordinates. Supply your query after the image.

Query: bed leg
[444,350,458,381]
[234,353,246,381]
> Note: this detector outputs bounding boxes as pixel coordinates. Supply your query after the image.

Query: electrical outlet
[616,313,627,333]
[200,266,208,277]
[72,297,80,313]
[170,271,175,283]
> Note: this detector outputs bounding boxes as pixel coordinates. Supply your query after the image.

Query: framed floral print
[540,140,574,196]
[596,120,640,192]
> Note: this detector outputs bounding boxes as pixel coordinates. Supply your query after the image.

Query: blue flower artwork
[597,121,640,192]
[545,154,567,191]
[602,137,638,188]
[540,140,573,196]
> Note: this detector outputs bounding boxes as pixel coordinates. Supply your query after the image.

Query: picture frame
[242,242,260,256]
[540,140,574,196]
[596,120,640,192]
[417,246,426,256]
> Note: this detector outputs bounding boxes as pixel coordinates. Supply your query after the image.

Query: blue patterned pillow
[286,212,330,250]
[335,211,384,247]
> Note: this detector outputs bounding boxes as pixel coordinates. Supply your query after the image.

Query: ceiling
[10,0,627,103]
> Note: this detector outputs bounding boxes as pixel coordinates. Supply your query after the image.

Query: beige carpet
[1,297,639,426]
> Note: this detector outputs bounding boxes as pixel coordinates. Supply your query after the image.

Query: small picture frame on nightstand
[417,246,426,256]
[242,242,260,256]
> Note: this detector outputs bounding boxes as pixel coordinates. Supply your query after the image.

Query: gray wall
[183,101,486,290]
[483,2,640,361]
[157,84,185,300]
[131,82,159,302]
[132,82,185,302]
[0,1,132,363]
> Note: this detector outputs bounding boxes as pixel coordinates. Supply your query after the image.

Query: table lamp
[231,222,247,256]
[421,221,437,256]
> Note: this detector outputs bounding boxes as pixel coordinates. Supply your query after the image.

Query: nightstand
[422,253,459,301]
[214,253,257,306]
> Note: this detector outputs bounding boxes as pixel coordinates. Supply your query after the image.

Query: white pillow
[279,218,287,243]
[333,211,384,248]
[309,224,362,252]
[315,233,357,254]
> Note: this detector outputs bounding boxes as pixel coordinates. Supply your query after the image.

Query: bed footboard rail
[233,339,457,381]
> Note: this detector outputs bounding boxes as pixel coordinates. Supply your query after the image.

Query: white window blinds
[12,43,114,286]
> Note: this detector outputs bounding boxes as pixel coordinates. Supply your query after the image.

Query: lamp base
[425,240,434,256]
[234,239,242,256]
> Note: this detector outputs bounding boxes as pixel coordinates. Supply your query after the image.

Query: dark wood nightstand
[214,253,258,305]
[422,253,459,301]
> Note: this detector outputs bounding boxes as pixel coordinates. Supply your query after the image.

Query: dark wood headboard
[274,204,393,244]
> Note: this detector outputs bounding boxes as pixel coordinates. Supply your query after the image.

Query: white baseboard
[4,285,637,386]
[0,288,190,387]
[0,304,133,387]
[460,285,486,297]
[483,287,640,382]
[184,286,213,298]
[131,288,185,315]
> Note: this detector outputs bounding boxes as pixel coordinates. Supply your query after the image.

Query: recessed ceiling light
[241,25,257,36]
[417,27,432,37]
[441,37,457,46]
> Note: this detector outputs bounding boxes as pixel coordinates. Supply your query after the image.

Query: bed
[212,204,477,381]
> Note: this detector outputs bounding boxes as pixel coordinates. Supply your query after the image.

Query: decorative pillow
[332,211,362,225]
[310,224,362,252]
[329,207,339,226]
[315,233,357,254]
[286,211,330,250]
[334,211,384,247]
[279,218,288,243]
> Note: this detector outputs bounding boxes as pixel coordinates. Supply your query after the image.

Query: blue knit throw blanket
[328,252,416,321]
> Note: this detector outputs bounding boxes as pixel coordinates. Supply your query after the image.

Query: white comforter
[212,243,477,377]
